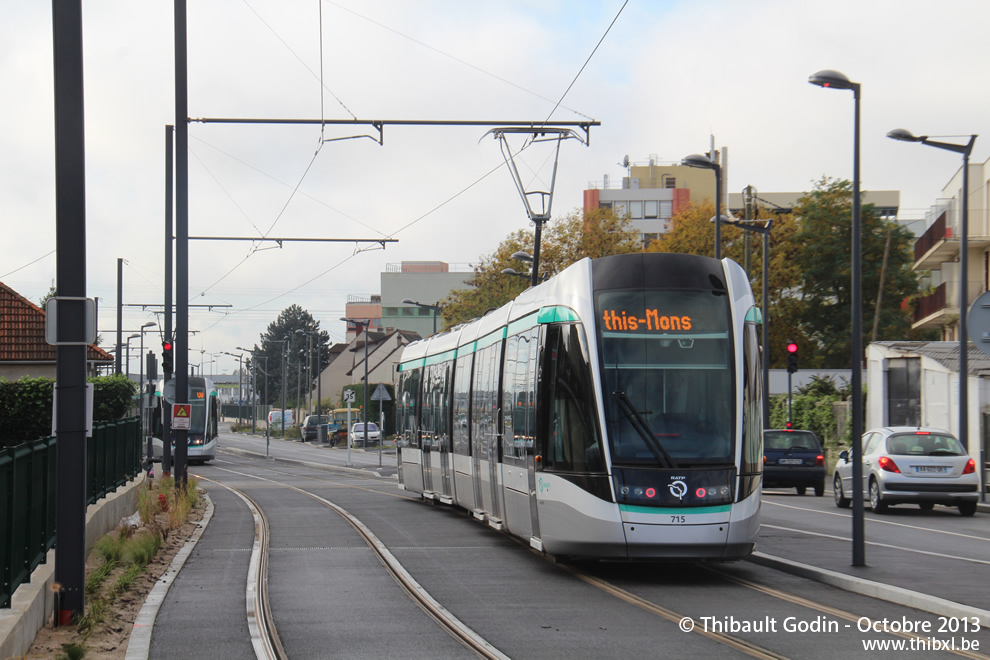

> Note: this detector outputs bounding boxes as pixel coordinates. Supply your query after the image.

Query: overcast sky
[3,0,989,377]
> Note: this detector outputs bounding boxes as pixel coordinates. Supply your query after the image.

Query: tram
[150,376,220,464]
[396,253,763,560]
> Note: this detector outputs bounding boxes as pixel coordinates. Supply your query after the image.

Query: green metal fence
[0,416,142,608]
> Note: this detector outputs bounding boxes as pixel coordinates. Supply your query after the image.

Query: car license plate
[779,458,803,465]
[913,465,948,474]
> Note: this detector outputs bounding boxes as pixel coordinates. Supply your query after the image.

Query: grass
[71,476,202,646]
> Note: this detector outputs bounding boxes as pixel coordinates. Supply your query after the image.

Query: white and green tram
[396,253,763,560]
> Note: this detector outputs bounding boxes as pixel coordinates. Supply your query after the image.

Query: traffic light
[162,340,174,375]
[786,340,799,374]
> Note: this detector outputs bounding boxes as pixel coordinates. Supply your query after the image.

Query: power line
[542,0,628,126]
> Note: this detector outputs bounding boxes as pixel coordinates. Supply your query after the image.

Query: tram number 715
[670,515,686,523]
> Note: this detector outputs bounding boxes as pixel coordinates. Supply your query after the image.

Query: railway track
[196,456,990,660]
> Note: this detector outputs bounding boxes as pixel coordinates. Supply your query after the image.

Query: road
[138,431,990,659]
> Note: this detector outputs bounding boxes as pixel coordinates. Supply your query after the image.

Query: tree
[792,177,923,367]
[441,208,639,326]
[249,305,330,407]
[646,202,806,368]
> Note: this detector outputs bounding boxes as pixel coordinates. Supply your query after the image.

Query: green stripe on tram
[506,311,540,336]
[423,349,456,367]
[538,305,579,324]
[618,504,731,515]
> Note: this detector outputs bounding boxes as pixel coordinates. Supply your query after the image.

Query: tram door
[424,361,453,503]
[472,340,503,525]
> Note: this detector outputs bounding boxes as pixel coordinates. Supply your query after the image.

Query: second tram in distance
[396,252,764,560]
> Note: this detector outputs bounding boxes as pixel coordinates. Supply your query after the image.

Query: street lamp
[341,317,371,450]
[239,346,269,446]
[125,334,140,381]
[809,67,865,567]
[295,327,325,439]
[682,153,723,259]
[270,338,289,438]
[887,128,978,488]
[223,352,244,426]
[402,299,442,336]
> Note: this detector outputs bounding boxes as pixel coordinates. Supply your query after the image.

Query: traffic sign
[172,403,191,430]
[370,383,391,402]
[968,291,990,356]
[343,389,356,403]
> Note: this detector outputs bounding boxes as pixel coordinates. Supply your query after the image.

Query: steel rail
[206,465,508,659]
[197,476,287,660]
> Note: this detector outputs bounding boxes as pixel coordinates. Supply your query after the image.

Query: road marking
[761,523,990,566]
[763,498,990,542]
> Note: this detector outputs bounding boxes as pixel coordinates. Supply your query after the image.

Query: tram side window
[397,368,421,448]
[740,322,763,498]
[422,361,451,451]
[541,324,605,473]
[452,353,473,456]
[471,342,502,461]
[503,326,539,460]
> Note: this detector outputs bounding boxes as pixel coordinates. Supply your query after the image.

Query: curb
[124,492,215,660]
[219,445,397,479]
[746,551,990,627]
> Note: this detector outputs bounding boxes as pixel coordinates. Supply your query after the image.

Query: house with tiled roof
[0,281,113,380]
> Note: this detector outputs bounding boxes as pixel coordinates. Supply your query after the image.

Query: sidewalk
[750,501,990,626]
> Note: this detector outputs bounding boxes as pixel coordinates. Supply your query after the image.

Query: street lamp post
[271,339,289,438]
[718,216,773,428]
[887,128,978,494]
[138,322,156,439]
[341,317,371,449]
[294,328,324,440]
[223,352,244,426]
[402,299,441,336]
[809,68,865,567]
[125,334,140,381]
[682,153,723,259]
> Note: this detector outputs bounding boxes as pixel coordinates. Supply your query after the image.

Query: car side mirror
[838,450,849,462]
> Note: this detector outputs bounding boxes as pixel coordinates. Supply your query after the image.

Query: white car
[350,422,381,447]
[833,426,979,516]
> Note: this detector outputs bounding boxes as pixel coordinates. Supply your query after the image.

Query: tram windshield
[161,380,210,434]
[597,289,734,466]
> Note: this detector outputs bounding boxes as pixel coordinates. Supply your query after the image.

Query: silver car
[350,422,381,447]
[833,426,979,516]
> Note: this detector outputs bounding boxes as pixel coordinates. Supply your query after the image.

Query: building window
[644,200,659,218]
[629,201,643,219]
[614,201,627,217]
[665,177,676,189]
[660,200,673,219]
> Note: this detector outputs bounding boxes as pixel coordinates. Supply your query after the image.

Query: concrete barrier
[0,472,146,660]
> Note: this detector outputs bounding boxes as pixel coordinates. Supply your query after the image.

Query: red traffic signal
[162,340,173,352]
[786,340,799,374]
[162,340,174,374]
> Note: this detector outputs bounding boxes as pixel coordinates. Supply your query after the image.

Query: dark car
[763,429,826,496]
[301,415,329,442]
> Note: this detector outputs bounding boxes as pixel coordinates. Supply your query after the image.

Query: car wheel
[959,502,977,517]
[834,474,851,508]
[814,480,825,497]
[869,478,887,513]
[919,503,935,511]
[796,486,807,496]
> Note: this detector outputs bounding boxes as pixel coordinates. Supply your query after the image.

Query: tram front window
[597,289,734,467]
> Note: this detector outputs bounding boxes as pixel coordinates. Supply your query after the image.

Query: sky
[3,0,990,378]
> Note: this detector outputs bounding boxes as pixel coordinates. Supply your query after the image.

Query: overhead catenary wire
[241,0,357,120]
[324,0,596,122]
[541,0,628,127]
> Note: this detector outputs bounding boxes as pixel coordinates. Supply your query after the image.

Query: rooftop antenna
[482,126,587,286]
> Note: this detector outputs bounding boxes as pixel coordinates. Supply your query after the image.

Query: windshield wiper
[611,391,677,469]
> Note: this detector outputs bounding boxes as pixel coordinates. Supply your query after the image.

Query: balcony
[913,211,957,270]
[913,283,948,328]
